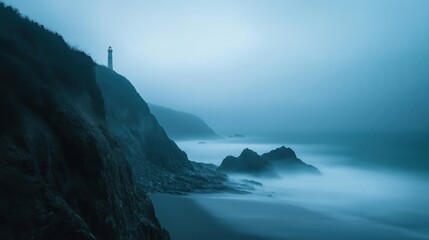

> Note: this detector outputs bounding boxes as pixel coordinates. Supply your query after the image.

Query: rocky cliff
[95,65,229,193]
[0,4,167,239]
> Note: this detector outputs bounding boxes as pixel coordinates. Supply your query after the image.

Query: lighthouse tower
[108,46,113,70]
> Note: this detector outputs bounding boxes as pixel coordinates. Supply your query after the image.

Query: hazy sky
[4,0,429,134]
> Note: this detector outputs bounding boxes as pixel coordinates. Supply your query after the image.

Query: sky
[3,0,429,134]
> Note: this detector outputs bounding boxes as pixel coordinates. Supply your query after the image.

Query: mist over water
[3,0,427,238]
[176,132,429,239]
[179,130,429,172]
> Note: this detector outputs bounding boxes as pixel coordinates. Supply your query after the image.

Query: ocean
[152,131,429,239]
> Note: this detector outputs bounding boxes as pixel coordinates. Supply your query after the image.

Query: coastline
[151,192,429,240]
[150,193,264,240]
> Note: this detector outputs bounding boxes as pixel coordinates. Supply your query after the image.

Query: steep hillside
[95,65,229,193]
[148,104,219,140]
[95,66,192,182]
[0,4,167,239]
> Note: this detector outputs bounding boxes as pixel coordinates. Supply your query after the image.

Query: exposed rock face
[218,146,320,176]
[217,149,277,177]
[95,66,230,193]
[262,146,321,174]
[261,146,297,160]
[0,4,167,239]
[148,104,219,140]
[95,66,192,181]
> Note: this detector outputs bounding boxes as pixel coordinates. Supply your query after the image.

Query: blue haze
[4,0,429,133]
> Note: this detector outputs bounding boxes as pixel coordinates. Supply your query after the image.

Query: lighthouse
[108,46,113,70]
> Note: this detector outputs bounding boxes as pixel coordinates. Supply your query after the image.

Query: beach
[151,137,429,240]
[151,192,428,240]
[150,193,264,240]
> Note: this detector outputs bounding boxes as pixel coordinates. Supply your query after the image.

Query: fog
[150,138,429,239]
[189,168,429,239]
[4,0,429,134]
[3,1,428,239]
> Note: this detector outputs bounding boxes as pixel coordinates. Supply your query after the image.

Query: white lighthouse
[108,46,113,70]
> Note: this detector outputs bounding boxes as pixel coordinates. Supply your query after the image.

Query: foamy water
[176,139,429,239]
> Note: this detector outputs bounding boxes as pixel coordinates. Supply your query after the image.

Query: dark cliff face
[95,65,230,193]
[0,4,167,240]
[148,104,219,140]
[95,66,193,190]
[95,66,192,173]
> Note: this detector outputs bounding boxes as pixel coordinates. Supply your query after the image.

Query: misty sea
[152,132,429,240]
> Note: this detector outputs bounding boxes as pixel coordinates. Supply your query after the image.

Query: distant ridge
[148,103,219,140]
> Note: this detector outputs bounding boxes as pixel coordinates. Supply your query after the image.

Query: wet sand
[151,193,428,240]
[150,193,263,240]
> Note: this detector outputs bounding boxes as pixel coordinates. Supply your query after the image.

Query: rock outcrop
[261,146,297,159]
[218,146,320,176]
[262,146,321,174]
[217,149,277,177]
